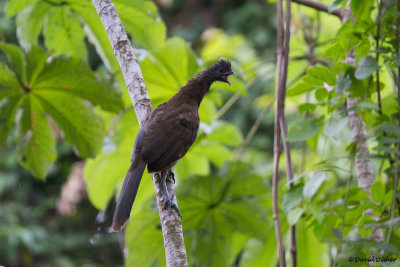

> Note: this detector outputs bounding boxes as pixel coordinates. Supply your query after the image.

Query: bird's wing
[140,103,199,172]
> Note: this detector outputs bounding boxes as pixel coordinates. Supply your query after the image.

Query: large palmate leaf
[43,6,87,60]
[0,43,122,178]
[16,94,57,178]
[140,37,198,101]
[34,55,123,112]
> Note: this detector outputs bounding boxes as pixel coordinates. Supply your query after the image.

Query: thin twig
[272,0,286,266]
[279,0,296,266]
[376,0,383,115]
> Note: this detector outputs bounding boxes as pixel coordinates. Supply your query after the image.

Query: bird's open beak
[224,71,237,86]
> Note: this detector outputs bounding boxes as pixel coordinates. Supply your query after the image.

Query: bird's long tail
[112,158,146,232]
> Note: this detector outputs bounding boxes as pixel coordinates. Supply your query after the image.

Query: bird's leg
[156,170,182,218]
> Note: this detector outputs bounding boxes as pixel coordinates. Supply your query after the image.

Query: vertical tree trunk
[91,1,188,266]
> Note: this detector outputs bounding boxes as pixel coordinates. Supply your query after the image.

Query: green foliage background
[0,0,400,266]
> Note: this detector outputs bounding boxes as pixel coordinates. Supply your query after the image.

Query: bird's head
[206,59,236,86]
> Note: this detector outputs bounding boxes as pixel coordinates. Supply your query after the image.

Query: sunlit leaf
[354,56,378,80]
[286,118,320,142]
[303,173,326,200]
[16,94,56,179]
[370,181,384,203]
[43,6,87,60]
[287,207,304,226]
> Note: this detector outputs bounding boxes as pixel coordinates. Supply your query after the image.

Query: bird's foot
[167,169,175,184]
[162,196,182,218]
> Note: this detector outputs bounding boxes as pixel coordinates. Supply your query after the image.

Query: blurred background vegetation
[0,0,399,266]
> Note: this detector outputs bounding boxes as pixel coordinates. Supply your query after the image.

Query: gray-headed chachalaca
[112,59,235,232]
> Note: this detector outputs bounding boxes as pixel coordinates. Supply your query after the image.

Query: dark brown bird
[112,59,235,232]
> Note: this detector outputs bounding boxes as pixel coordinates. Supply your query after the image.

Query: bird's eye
[219,69,224,73]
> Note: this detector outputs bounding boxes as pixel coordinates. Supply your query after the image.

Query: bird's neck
[178,72,213,107]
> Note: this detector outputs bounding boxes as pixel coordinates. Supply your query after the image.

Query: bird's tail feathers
[112,158,146,232]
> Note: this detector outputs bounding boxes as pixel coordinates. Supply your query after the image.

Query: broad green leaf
[34,55,123,112]
[350,0,374,21]
[315,88,328,101]
[0,64,21,94]
[287,81,313,97]
[328,0,348,12]
[0,93,23,148]
[287,207,304,226]
[5,0,39,17]
[297,221,329,267]
[335,74,351,93]
[354,56,378,80]
[303,173,326,200]
[0,42,27,83]
[307,66,336,86]
[323,116,349,139]
[43,7,87,60]
[35,90,105,157]
[205,121,243,146]
[16,94,56,179]
[193,143,233,168]
[140,37,198,102]
[240,230,278,267]
[282,185,303,213]
[199,97,217,123]
[175,151,210,178]
[286,118,320,142]
[126,205,165,267]
[115,0,166,50]
[298,103,316,114]
[370,181,384,203]
[25,46,48,85]
[15,2,50,50]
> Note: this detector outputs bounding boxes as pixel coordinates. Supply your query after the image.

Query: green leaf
[175,151,210,178]
[282,185,303,213]
[335,75,352,93]
[323,117,349,139]
[286,118,320,142]
[115,0,166,50]
[287,81,313,97]
[0,93,23,148]
[125,206,165,267]
[351,0,374,21]
[193,143,233,168]
[140,37,198,102]
[298,103,316,114]
[287,207,304,226]
[370,181,385,203]
[297,221,330,267]
[0,42,27,83]
[15,2,50,50]
[35,90,105,157]
[43,6,87,60]
[34,55,123,112]
[328,0,347,13]
[205,121,243,146]
[315,88,328,101]
[354,56,378,80]
[25,46,48,85]
[5,0,40,17]
[303,173,326,200]
[307,66,336,86]
[199,97,217,123]
[0,64,21,94]
[16,95,56,179]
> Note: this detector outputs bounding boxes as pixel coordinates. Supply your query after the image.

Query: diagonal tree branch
[292,0,343,19]
[91,1,187,266]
